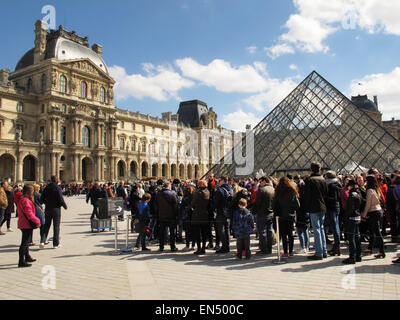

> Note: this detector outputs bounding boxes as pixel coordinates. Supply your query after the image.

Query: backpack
[393,186,400,215]
[221,187,233,218]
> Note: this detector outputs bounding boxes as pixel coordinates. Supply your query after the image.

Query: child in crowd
[134,193,152,251]
[232,198,254,259]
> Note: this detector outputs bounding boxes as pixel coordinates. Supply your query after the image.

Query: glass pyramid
[209,71,400,177]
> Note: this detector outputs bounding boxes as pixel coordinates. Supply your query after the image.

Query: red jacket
[17,197,41,230]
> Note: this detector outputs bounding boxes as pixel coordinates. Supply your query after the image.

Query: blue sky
[2,0,400,131]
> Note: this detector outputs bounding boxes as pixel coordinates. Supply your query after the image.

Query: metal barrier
[110,215,121,255]
[272,216,287,264]
[121,215,133,253]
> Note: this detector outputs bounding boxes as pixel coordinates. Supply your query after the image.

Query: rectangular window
[121,121,124,129]
[120,138,125,150]
[142,125,146,133]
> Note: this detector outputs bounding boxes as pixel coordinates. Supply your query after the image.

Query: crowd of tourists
[2,162,400,268]
[85,163,400,264]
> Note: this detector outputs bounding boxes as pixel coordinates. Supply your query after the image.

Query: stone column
[73,154,78,182]
[78,121,82,144]
[79,154,83,181]
[38,152,43,183]
[113,128,117,148]
[73,120,77,144]
[55,119,59,143]
[16,152,23,183]
[100,125,104,146]
[55,153,60,178]
[51,153,56,176]
[100,156,104,181]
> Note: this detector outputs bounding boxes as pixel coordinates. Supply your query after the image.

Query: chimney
[0,69,10,84]
[373,95,378,108]
[34,20,48,64]
[92,44,103,56]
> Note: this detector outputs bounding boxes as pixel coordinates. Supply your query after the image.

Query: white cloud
[109,64,195,102]
[266,43,295,59]
[350,67,400,120]
[289,64,298,70]
[243,78,298,112]
[175,58,270,93]
[268,0,400,58]
[246,46,257,54]
[222,109,262,132]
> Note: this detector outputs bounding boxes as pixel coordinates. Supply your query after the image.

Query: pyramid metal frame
[206,71,400,177]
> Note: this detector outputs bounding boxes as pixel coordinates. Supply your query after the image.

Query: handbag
[21,202,38,230]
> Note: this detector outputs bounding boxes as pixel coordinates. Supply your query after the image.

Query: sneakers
[296,248,307,254]
[281,253,289,258]
[307,255,323,260]
[342,258,356,264]
[39,243,45,249]
[18,263,32,268]
[53,245,62,249]
[7,228,13,232]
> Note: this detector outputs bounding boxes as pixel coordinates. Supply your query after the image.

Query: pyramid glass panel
[207,71,400,177]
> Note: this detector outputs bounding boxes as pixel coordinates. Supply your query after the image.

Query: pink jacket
[17,197,41,230]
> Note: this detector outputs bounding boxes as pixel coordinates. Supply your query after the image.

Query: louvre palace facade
[0,21,234,184]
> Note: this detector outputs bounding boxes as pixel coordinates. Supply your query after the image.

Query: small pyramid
[208,71,400,177]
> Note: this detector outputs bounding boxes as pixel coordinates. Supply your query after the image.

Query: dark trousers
[19,229,33,264]
[90,204,99,220]
[0,208,4,228]
[192,224,208,250]
[257,216,273,253]
[159,220,176,250]
[236,236,251,258]
[390,209,400,239]
[345,220,361,259]
[43,208,61,247]
[216,215,230,251]
[367,211,385,254]
[135,222,147,249]
[279,218,294,254]
[0,208,11,229]
[183,220,194,247]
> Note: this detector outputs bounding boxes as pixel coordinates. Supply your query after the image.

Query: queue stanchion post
[121,215,133,253]
[111,215,121,255]
[272,215,287,264]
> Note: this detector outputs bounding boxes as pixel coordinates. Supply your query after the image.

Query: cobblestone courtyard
[1,195,400,300]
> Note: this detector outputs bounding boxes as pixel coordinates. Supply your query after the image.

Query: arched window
[131,140,136,151]
[59,75,67,93]
[100,86,105,103]
[61,104,67,113]
[141,141,146,153]
[17,102,24,113]
[103,132,107,146]
[27,78,33,93]
[41,74,46,93]
[80,81,87,98]
[82,126,90,147]
[60,126,66,144]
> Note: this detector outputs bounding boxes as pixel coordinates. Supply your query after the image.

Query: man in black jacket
[156,182,178,252]
[342,179,362,264]
[213,176,233,253]
[86,181,104,220]
[325,171,342,256]
[41,176,68,249]
[304,163,328,260]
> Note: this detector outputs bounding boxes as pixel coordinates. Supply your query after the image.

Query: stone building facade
[0,21,233,184]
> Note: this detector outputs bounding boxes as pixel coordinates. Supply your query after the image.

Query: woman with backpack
[272,177,300,258]
[362,176,385,259]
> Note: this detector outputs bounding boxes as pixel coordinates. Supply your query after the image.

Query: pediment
[58,58,114,82]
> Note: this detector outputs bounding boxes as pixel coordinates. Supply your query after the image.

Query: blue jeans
[326,209,341,247]
[296,226,309,249]
[345,220,361,259]
[310,212,327,257]
[257,216,273,253]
